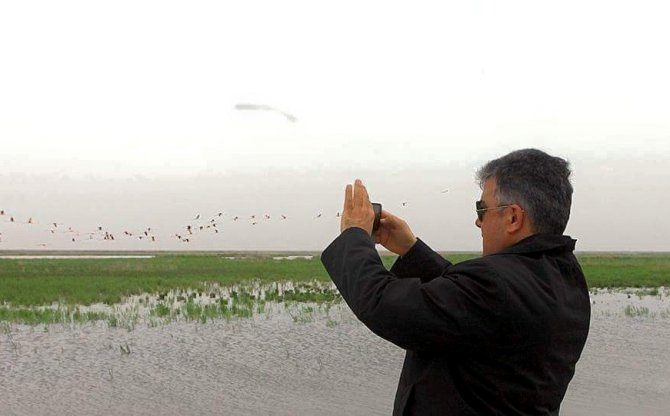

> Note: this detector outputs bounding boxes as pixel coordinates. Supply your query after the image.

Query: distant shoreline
[0,249,668,257]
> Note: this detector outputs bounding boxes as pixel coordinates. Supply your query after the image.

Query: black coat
[321,228,591,415]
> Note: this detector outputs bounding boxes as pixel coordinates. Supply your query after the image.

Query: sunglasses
[475,200,516,222]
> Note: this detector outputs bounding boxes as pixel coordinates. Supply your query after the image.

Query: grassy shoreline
[1,253,669,325]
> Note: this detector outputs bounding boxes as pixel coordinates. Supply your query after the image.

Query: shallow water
[562,288,670,415]
[1,289,669,415]
[1,281,340,328]
[272,255,314,260]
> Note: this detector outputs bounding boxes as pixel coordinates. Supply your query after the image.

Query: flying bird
[234,103,297,123]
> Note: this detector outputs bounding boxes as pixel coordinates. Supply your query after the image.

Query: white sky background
[1,0,669,251]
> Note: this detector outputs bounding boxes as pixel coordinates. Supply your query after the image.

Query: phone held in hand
[372,203,382,233]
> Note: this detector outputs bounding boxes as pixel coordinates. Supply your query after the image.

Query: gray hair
[476,148,573,235]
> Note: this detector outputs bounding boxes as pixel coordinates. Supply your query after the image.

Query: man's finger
[343,184,353,213]
[354,179,370,209]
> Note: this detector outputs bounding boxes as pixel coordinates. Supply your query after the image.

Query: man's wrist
[399,237,418,258]
[341,224,373,236]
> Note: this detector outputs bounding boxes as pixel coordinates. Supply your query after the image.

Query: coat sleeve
[321,227,506,352]
[389,237,451,282]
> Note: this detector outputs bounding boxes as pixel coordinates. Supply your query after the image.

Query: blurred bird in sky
[234,103,297,123]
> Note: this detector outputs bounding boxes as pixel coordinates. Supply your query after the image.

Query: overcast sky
[1,1,669,252]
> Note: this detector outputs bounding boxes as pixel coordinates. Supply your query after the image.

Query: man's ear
[506,205,525,233]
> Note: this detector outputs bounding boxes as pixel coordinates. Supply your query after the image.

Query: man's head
[475,149,573,255]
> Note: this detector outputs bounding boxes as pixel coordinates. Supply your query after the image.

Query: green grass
[0,255,332,307]
[0,305,109,326]
[0,252,668,313]
[623,305,652,318]
[575,254,670,288]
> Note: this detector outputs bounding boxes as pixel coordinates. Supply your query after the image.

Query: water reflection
[589,287,670,317]
[1,281,342,329]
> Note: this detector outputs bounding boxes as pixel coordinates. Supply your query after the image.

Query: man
[321,149,590,415]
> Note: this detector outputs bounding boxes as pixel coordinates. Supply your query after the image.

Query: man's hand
[376,209,417,256]
[340,179,375,236]
[339,179,417,255]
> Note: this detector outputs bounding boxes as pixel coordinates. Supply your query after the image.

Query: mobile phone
[372,203,382,233]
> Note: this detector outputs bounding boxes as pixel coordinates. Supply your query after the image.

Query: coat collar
[495,234,577,255]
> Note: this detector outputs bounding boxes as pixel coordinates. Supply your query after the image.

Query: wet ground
[1,287,669,415]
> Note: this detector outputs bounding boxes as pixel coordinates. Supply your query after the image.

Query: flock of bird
[0,189,448,247]
[0,209,343,247]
